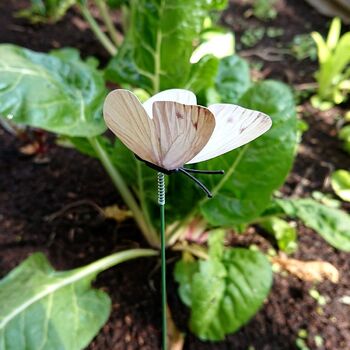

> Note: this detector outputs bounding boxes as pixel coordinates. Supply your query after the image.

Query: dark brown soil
[1,0,350,349]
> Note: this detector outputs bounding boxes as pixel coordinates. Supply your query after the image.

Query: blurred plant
[340,125,350,153]
[16,0,77,23]
[252,0,277,20]
[259,217,297,254]
[311,191,341,208]
[331,169,350,202]
[266,27,284,38]
[311,17,350,110]
[296,329,310,350]
[274,198,350,252]
[241,27,265,47]
[290,33,317,61]
[339,111,350,153]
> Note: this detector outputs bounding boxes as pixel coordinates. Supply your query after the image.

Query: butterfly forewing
[103,90,161,165]
[187,104,272,164]
[152,101,215,170]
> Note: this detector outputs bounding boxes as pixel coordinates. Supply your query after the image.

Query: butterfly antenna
[178,168,212,198]
[181,168,224,175]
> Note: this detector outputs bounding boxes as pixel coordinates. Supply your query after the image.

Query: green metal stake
[158,172,166,350]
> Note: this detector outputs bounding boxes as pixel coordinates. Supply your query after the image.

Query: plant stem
[81,248,158,275]
[136,161,155,241]
[158,172,167,350]
[172,243,209,260]
[79,3,117,56]
[94,0,122,47]
[88,137,159,247]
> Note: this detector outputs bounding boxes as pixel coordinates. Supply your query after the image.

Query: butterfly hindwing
[187,103,272,164]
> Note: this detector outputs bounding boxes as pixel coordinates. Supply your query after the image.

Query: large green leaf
[105,0,211,93]
[277,198,350,251]
[198,80,297,226]
[0,45,106,137]
[0,249,156,350]
[174,232,272,341]
[185,55,219,96]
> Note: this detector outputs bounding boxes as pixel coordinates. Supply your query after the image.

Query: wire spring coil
[157,172,165,205]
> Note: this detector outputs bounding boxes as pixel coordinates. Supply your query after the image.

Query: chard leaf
[174,234,272,341]
[277,198,350,251]
[215,55,251,103]
[326,17,341,50]
[105,0,210,93]
[174,259,198,307]
[0,45,106,137]
[185,55,219,96]
[0,249,156,350]
[331,169,350,202]
[199,80,297,225]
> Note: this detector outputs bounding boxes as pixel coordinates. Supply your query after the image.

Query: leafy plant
[0,0,299,345]
[276,198,350,251]
[290,34,317,61]
[311,17,350,110]
[0,249,156,350]
[174,231,272,341]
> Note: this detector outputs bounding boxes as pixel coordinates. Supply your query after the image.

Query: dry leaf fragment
[167,306,185,350]
[271,255,340,283]
[19,141,40,155]
[103,205,133,222]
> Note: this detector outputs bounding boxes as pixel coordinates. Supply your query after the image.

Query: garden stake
[157,172,167,349]
[102,88,273,349]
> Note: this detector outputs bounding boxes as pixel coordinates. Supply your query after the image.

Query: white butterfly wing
[103,89,162,166]
[152,101,215,170]
[187,104,272,164]
[104,89,215,171]
[143,89,197,118]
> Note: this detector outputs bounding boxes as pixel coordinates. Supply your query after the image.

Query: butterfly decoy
[103,89,272,197]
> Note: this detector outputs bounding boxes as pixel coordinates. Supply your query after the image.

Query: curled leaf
[271,255,340,283]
